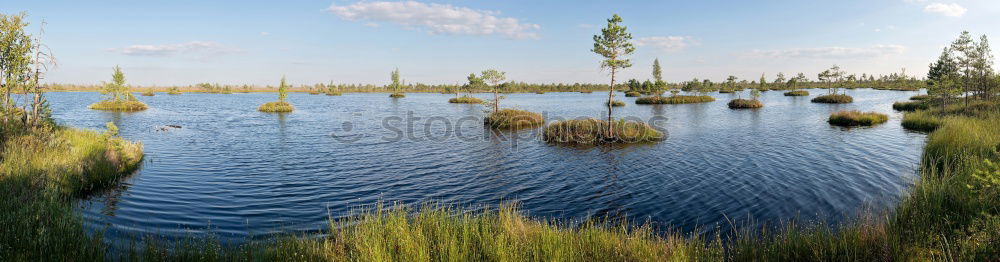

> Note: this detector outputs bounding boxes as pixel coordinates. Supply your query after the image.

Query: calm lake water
[45,89,927,242]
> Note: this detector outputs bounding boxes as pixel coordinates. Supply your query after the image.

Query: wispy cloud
[633,36,697,52]
[326,1,540,39]
[109,41,240,58]
[923,3,967,17]
[745,45,906,59]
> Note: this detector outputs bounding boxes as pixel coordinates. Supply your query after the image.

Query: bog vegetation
[88,66,148,111]
[257,76,294,113]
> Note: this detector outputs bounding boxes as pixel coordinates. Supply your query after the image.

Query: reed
[624,91,641,97]
[140,90,155,96]
[608,100,625,107]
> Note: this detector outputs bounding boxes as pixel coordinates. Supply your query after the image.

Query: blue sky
[3,0,998,86]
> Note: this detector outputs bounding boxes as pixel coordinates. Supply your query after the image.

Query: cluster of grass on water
[910,95,931,101]
[811,94,853,104]
[783,90,809,96]
[325,91,343,96]
[727,99,763,109]
[543,119,663,144]
[389,93,405,98]
[140,90,155,96]
[483,109,544,129]
[624,91,641,97]
[257,101,294,113]
[608,100,625,107]
[88,100,149,111]
[635,95,715,104]
[534,91,545,94]
[447,96,483,104]
[827,111,888,126]
[892,101,929,111]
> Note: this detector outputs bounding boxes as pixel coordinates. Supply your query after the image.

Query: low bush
[728,99,763,109]
[257,101,294,113]
[448,96,483,104]
[635,95,715,104]
[544,119,663,144]
[828,111,888,126]
[811,94,854,104]
[484,109,544,129]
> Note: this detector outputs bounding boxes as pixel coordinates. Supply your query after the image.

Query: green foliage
[910,95,931,100]
[828,111,888,126]
[278,76,288,102]
[728,98,763,109]
[100,66,130,102]
[388,68,405,94]
[483,109,542,129]
[635,95,715,104]
[544,119,663,144]
[591,14,635,73]
[652,58,663,82]
[893,101,930,111]
[167,87,182,95]
[481,69,507,111]
[0,13,33,110]
[811,94,853,103]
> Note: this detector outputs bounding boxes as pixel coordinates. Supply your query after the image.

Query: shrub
[389,93,406,98]
[448,96,483,104]
[811,94,853,104]
[892,101,929,111]
[608,100,625,107]
[484,109,544,129]
[784,90,809,96]
[635,95,715,104]
[828,111,888,126]
[910,95,931,101]
[624,91,641,97]
[88,100,148,111]
[257,101,294,113]
[544,119,663,144]
[728,99,763,109]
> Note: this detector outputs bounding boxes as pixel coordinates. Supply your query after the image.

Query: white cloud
[924,3,967,17]
[633,36,697,52]
[326,1,540,39]
[110,41,240,58]
[746,45,906,59]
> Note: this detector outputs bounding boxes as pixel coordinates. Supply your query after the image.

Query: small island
[388,68,406,98]
[544,119,663,144]
[783,90,809,96]
[828,111,888,126]
[892,101,929,111]
[449,96,482,104]
[635,95,714,104]
[811,94,854,103]
[728,90,764,109]
[608,100,625,107]
[258,76,294,113]
[479,69,545,129]
[88,66,148,111]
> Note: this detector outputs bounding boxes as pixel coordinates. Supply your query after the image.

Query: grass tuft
[828,110,888,126]
[88,100,148,111]
[257,101,294,113]
[484,109,544,129]
[635,95,715,104]
[140,91,155,96]
[448,96,483,104]
[910,95,931,101]
[728,99,764,109]
[389,93,406,98]
[893,101,929,111]
[624,91,641,97]
[608,100,625,107]
[783,90,809,96]
[811,94,854,104]
[543,118,663,144]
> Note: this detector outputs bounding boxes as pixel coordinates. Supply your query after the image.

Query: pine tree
[591,14,635,138]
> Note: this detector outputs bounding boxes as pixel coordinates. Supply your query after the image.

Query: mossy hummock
[728,99,763,109]
[635,95,715,104]
[258,101,294,112]
[608,100,625,107]
[88,100,149,111]
[624,91,641,97]
[484,109,544,129]
[783,90,809,96]
[892,101,929,111]
[909,95,931,101]
[448,96,483,104]
[389,93,406,98]
[140,91,155,96]
[828,111,888,126]
[811,94,853,104]
[544,119,663,144]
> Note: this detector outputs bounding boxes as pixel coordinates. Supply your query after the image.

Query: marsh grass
[579,90,593,94]
[535,91,545,94]
[811,94,854,104]
[910,95,931,101]
[543,119,663,144]
[783,90,809,96]
[140,91,155,96]
[608,100,625,107]
[325,91,343,96]
[484,109,544,129]
[892,101,929,111]
[389,93,405,98]
[167,90,182,95]
[88,100,149,111]
[828,111,888,126]
[624,91,641,97]
[257,101,294,113]
[448,96,483,104]
[635,95,715,104]
[727,99,763,109]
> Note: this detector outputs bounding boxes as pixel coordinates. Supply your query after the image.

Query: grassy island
[624,91,641,97]
[608,100,625,107]
[167,87,182,95]
[325,91,342,96]
[88,66,148,112]
[828,111,888,126]
[811,94,854,103]
[635,95,715,104]
[535,91,545,94]
[579,90,592,93]
[892,101,929,111]
[389,93,405,98]
[140,90,155,96]
[484,109,544,129]
[258,76,294,112]
[783,90,809,96]
[543,119,663,144]
[728,98,763,109]
[448,96,482,104]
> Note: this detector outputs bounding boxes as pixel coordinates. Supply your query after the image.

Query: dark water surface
[46,89,926,242]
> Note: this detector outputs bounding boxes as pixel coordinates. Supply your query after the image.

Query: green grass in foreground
[811,94,854,104]
[783,90,809,96]
[448,96,483,104]
[543,118,663,144]
[727,98,763,109]
[257,101,294,113]
[827,110,888,126]
[893,101,930,111]
[635,95,715,104]
[484,109,544,129]
[88,100,149,111]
